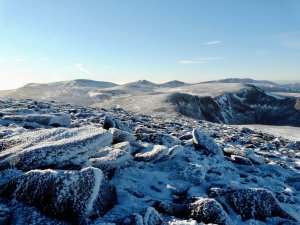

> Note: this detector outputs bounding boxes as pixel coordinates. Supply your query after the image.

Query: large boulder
[227,188,296,221]
[192,128,223,156]
[0,126,112,170]
[0,167,116,224]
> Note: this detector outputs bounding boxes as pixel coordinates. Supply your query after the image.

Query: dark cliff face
[166,85,300,126]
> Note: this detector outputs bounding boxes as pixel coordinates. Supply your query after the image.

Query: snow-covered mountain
[1,79,299,127]
[0,97,300,224]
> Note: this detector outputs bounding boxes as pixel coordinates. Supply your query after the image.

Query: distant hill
[203,78,277,85]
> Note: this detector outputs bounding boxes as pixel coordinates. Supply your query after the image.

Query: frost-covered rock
[138,133,181,148]
[0,126,112,170]
[134,145,169,162]
[192,128,223,156]
[156,198,231,225]
[188,199,232,225]
[227,188,295,221]
[90,142,133,170]
[143,207,162,225]
[2,113,71,127]
[0,167,116,224]
[10,201,70,225]
[103,115,131,132]
[109,128,136,144]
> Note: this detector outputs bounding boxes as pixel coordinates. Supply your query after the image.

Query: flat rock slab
[0,126,112,170]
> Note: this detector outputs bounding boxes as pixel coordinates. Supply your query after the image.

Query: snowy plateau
[0,78,300,225]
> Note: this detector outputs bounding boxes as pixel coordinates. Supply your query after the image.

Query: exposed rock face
[0,167,116,225]
[0,126,112,170]
[192,128,223,156]
[227,188,295,221]
[167,85,300,126]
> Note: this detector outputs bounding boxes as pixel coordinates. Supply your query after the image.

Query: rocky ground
[0,97,300,225]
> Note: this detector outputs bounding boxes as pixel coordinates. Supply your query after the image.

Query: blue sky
[0,0,300,89]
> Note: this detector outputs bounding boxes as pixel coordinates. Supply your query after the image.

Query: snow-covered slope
[1,79,299,127]
[0,97,300,224]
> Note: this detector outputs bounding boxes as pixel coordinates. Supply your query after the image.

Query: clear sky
[0,0,300,89]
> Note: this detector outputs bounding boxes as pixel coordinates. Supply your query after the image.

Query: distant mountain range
[1,78,300,126]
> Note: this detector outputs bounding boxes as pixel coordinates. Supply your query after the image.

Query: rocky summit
[0,97,300,225]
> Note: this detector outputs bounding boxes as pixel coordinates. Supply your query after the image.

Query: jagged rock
[0,201,11,225]
[90,141,133,170]
[2,113,71,127]
[0,126,112,170]
[0,167,116,224]
[230,155,253,165]
[134,145,169,162]
[227,188,295,221]
[192,128,223,156]
[110,128,136,144]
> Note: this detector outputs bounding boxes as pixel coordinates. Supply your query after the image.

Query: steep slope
[167,85,300,126]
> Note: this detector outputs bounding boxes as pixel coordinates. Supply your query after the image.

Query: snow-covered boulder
[192,128,223,156]
[90,141,133,170]
[2,113,71,127]
[227,188,295,221]
[1,167,116,224]
[109,128,136,145]
[156,198,231,225]
[188,199,232,225]
[230,155,253,165]
[0,126,112,170]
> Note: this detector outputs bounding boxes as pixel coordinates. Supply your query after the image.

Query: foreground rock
[0,167,116,224]
[0,126,112,170]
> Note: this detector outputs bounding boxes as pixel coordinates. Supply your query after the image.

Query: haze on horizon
[0,0,300,90]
